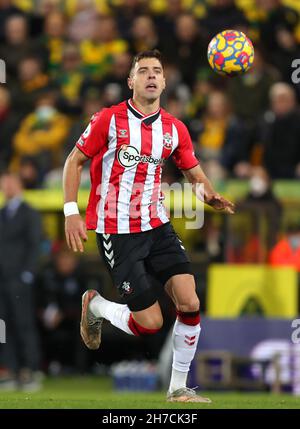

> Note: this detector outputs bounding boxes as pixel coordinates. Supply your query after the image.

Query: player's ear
[128,76,133,90]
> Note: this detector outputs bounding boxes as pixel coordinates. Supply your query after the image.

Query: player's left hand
[205,192,235,214]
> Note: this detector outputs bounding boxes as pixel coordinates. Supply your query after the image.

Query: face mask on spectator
[36,106,56,121]
[289,235,300,250]
[249,176,268,197]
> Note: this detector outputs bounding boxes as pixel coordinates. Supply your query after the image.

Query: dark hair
[129,49,163,76]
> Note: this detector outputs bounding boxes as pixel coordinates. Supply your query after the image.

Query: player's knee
[129,313,163,336]
[177,297,200,313]
[140,315,163,331]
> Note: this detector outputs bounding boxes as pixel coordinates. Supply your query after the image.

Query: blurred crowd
[0,0,300,186]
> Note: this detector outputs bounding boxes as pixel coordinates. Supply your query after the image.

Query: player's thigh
[165,274,200,312]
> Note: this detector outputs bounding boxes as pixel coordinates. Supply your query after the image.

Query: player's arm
[63,147,89,252]
[172,119,234,214]
[183,164,235,214]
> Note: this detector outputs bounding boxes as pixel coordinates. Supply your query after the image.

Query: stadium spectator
[164,93,188,122]
[113,0,148,39]
[160,62,188,107]
[232,166,282,263]
[37,11,68,76]
[10,56,51,117]
[18,156,40,189]
[154,0,185,40]
[33,0,65,16]
[12,91,70,183]
[102,52,133,104]
[256,0,300,83]
[0,171,42,391]
[81,52,132,106]
[260,82,300,179]
[273,26,300,83]
[36,245,88,374]
[54,43,85,115]
[187,69,214,118]
[201,0,249,38]
[68,0,98,43]
[80,15,128,79]
[129,15,160,55]
[162,13,208,86]
[269,223,300,272]
[256,0,299,61]
[0,14,37,80]
[0,0,23,43]
[190,91,246,179]
[227,46,279,125]
[64,90,104,159]
[0,86,21,170]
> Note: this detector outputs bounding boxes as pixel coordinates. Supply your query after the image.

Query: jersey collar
[127,99,161,125]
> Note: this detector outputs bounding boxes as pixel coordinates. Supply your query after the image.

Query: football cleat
[80,290,103,350]
[167,387,212,403]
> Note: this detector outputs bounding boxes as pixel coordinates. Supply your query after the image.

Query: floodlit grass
[0,377,299,409]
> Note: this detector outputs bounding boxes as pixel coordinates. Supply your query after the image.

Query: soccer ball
[207,30,254,77]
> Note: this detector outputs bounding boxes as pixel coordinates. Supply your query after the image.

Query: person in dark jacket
[0,171,42,391]
[0,86,21,170]
[36,244,92,374]
[261,82,300,179]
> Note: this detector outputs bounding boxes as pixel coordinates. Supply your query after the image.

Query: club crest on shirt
[163,132,173,149]
[121,281,132,295]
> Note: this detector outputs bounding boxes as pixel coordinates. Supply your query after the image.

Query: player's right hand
[65,214,88,253]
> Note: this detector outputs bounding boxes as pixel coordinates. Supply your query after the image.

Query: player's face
[128,58,166,102]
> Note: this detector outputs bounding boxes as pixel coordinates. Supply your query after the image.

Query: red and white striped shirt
[76,99,199,234]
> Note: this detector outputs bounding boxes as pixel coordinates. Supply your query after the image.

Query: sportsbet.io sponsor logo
[117,145,164,168]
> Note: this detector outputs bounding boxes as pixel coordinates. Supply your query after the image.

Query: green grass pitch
[0,377,299,409]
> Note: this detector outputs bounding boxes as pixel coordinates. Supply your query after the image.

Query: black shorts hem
[155,262,193,285]
[125,287,158,312]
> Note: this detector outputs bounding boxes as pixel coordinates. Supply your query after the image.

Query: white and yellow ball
[207,30,254,77]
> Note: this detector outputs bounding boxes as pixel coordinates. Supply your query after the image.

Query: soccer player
[63,50,234,403]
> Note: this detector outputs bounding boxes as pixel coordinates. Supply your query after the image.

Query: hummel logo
[119,129,128,138]
[184,335,196,346]
[102,234,114,268]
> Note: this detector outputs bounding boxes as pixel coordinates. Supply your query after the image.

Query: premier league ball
[207,30,254,77]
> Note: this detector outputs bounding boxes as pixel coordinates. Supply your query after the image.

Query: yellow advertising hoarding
[207,265,298,318]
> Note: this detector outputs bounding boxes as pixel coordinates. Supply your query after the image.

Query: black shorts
[96,222,193,312]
